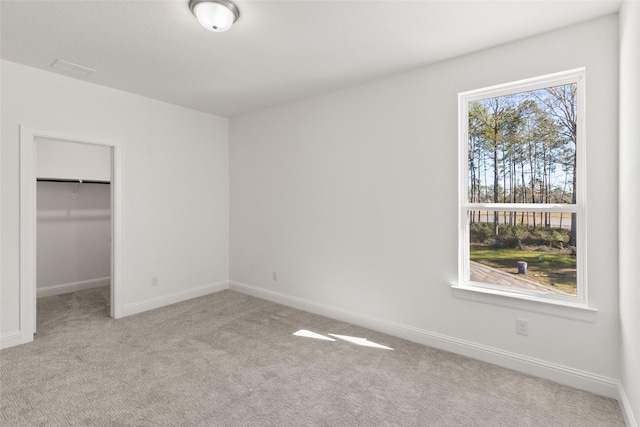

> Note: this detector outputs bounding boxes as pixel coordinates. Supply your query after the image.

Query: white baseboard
[37,277,111,298]
[618,382,638,427]
[123,281,229,317]
[229,281,619,399]
[0,330,26,350]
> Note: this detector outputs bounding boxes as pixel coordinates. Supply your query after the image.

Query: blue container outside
[517,261,528,275]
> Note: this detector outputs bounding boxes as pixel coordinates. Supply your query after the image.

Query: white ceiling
[1,0,621,118]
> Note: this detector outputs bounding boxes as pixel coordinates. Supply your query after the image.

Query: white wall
[618,2,640,425]
[1,60,229,342]
[37,182,111,297]
[230,16,620,396]
[37,138,111,182]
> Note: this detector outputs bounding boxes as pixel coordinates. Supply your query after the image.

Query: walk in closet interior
[36,138,112,308]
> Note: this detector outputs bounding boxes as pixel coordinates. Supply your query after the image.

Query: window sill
[450,283,598,323]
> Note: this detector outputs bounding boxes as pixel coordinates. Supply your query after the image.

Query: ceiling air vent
[51,59,95,77]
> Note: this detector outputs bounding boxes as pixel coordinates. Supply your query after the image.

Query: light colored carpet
[0,287,624,426]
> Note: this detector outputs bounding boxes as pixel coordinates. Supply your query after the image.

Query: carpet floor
[0,287,625,426]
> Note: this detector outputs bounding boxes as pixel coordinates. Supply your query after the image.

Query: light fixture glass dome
[189,0,239,33]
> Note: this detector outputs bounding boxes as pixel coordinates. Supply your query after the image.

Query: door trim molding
[19,126,123,345]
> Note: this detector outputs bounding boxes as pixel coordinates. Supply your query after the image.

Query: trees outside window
[459,69,586,303]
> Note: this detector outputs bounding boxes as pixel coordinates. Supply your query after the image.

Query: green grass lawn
[470,246,577,294]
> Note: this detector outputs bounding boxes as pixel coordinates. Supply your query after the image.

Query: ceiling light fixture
[189,0,239,33]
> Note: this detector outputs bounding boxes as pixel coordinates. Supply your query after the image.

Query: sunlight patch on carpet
[293,329,336,341]
[293,329,393,350]
[329,334,394,350]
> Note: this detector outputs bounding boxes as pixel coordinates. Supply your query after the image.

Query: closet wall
[37,138,111,181]
[36,139,111,297]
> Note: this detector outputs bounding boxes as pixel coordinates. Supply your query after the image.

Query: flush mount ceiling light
[189,0,239,32]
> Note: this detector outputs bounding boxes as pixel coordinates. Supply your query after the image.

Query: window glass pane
[468,211,577,295]
[467,83,577,205]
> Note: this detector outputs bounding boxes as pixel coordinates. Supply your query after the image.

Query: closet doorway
[36,139,112,325]
[19,127,123,345]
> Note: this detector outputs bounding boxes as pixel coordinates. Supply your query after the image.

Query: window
[458,69,586,305]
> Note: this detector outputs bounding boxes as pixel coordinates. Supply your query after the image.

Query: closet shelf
[36,178,110,184]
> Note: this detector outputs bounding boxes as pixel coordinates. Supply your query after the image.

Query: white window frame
[457,68,587,307]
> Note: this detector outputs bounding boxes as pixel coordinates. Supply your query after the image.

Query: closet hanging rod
[36,178,110,184]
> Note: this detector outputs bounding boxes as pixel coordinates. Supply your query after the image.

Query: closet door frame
[19,126,123,344]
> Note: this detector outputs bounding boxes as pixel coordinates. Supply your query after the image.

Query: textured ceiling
[0,0,621,118]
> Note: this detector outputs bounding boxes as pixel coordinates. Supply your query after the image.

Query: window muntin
[459,69,586,304]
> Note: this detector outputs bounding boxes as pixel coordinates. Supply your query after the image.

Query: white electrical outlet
[516,318,529,336]
[151,276,159,286]
[272,271,278,281]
